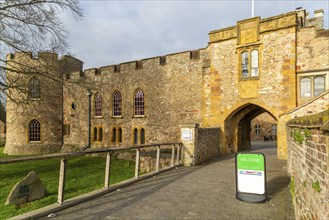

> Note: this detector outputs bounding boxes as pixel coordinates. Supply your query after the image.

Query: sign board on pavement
[235,153,267,203]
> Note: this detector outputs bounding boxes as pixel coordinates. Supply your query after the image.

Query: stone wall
[63,50,206,150]
[286,110,329,219]
[4,52,82,154]
[250,113,277,141]
[195,127,220,165]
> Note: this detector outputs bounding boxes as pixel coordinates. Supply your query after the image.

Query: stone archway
[223,102,278,154]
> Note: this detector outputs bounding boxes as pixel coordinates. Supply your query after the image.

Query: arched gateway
[223,102,278,153]
[4,9,328,162]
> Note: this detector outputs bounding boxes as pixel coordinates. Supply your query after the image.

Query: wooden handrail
[0,142,182,164]
[1,142,183,206]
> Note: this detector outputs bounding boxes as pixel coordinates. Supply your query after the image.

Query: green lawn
[0,147,135,219]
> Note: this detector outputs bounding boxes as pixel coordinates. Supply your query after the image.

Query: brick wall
[195,127,220,165]
[287,110,329,219]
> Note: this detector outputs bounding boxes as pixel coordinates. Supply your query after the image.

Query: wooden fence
[0,142,183,205]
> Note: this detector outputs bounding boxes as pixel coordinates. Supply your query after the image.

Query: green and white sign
[236,153,267,203]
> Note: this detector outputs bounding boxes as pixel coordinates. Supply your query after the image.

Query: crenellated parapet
[66,48,206,80]
[208,9,326,44]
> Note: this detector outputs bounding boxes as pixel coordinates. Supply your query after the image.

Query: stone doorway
[224,103,278,153]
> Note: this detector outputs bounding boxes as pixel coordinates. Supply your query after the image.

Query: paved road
[48,142,294,220]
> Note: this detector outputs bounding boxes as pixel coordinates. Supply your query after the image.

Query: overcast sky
[61,0,329,69]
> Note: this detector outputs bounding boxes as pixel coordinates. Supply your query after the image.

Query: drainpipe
[84,89,92,151]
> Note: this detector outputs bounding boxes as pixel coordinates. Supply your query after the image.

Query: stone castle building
[4,8,329,161]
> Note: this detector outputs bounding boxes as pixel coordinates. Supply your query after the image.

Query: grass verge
[0,147,135,219]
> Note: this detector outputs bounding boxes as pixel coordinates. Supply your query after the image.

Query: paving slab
[43,142,294,220]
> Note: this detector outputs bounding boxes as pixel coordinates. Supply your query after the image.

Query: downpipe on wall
[83,89,92,151]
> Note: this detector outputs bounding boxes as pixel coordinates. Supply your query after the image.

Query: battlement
[68,48,205,79]
[209,8,327,43]
[6,52,60,61]
[306,9,324,30]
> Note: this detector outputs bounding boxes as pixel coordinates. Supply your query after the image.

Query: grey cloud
[60,1,328,69]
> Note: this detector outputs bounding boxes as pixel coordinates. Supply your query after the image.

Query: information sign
[235,153,267,203]
[181,129,193,141]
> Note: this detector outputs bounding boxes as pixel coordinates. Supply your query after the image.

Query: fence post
[135,148,140,178]
[171,145,175,166]
[58,158,67,204]
[156,146,160,171]
[176,144,181,165]
[104,153,111,188]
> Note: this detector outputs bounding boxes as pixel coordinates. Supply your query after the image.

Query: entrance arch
[223,102,278,153]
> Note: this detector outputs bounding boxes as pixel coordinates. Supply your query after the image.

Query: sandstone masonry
[4,9,329,163]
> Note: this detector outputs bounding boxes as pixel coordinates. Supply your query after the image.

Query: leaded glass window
[94,93,102,117]
[251,50,259,77]
[313,76,325,96]
[28,77,40,99]
[29,119,40,142]
[300,78,311,97]
[134,89,144,116]
[113,91,122,116]
[241,52,249,78]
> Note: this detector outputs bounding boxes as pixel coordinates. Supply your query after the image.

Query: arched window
[113,91,122,116]
[28,77,40,99]
[118,128,122,143]
[133,128,138,145]
[112,127,116,143]
[134,89,144,116]
[300,78,311,97]
[141,128,145,144]
[98,127,103,141]
[94,93,102,117]
[313,76,325,96]
[29,119,40,142]
[93,127,97,141]
[251,50,259,77]
[241,52,249,78]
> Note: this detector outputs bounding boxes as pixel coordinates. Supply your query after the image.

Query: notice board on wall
[235,153,267,203]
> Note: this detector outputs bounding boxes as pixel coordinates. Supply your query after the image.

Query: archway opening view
[224,103,277,153]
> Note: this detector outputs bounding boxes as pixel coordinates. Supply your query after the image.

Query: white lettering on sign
[182,129,193,141]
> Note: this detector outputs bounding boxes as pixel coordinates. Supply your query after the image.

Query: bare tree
[0,0,83,100]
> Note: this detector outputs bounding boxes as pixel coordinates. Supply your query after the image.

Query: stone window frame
[271,124,277,136]
[134,88,145,117]
[113,90,122,117]
[111,126,123,145]
[94,93,103,117]
[132,127,145,145]
[93,126,103,142]
[28,77,41,100]
[28,119,41,142]
[98,127,103,142]
[255,124,261,135]
[297,72,327,99]
[239,48,260,79]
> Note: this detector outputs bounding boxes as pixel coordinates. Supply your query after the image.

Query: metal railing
[0,142,183,205]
